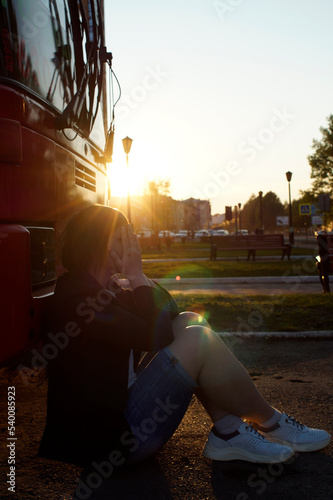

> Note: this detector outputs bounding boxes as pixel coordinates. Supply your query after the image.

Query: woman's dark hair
[60,205,128,273]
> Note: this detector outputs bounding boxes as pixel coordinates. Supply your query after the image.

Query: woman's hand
[111,225,149,288]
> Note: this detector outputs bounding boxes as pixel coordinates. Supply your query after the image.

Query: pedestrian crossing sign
[299,204,315,215]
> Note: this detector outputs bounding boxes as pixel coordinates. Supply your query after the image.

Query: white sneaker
[203,423,294,463]
[254,413,331,452]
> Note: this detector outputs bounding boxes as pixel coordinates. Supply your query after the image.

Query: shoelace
[284,415,305,430]
[245,425,266,440]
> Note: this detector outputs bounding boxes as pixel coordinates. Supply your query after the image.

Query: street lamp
[258,191,263,233]
[122,136,133,224]
[285,171,294,244]
[238,203,242,231]
[234,205,238,233]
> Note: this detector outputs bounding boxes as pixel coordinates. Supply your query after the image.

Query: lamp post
[259,191,263,233]
[285,171,294,244]
[234,205,238,233]
[122,136,133,224]
[238,203,242,231]
[149,181,155,234]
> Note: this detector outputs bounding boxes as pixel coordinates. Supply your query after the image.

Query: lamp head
[122,136,133,155]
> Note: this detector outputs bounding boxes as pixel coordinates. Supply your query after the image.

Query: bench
[138,236,161,250]
[210,234,291,261]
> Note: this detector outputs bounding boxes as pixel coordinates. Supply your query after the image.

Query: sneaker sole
[202,443,294,463]
[263,434,331,452]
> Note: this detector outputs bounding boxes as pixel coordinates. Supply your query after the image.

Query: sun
[107,161,132,198]
[107,140,170,198]
[107,154,146,198]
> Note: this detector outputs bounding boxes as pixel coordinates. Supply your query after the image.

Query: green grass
[141,242,316,260]
[141,242,210,259]
[141,241,330,333]
[142,258,319,279]
[172,293,333,332]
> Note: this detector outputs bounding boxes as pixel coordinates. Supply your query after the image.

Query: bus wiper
[55,41,94,130]
[47,0,73,105]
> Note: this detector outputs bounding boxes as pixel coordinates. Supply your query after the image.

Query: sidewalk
[156,275,323,295]
[156,276,332,340]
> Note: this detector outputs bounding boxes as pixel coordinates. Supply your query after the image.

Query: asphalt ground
[0,338,332,500]
[0,275,332,500]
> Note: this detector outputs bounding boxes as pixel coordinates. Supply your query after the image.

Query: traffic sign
[312,215,323,225]
[299,204,316,215]
[276,216,288,226]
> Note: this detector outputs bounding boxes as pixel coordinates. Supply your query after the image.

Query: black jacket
[38,272,178,466]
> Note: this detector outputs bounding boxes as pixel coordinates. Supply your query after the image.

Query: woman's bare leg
[169,312,330,458]
[170,313,274,424]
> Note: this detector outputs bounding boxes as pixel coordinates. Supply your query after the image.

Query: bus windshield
[0,0,106,146]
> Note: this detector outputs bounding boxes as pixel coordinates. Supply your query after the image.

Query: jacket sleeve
[149,280,179,319]
[71,285,175,352]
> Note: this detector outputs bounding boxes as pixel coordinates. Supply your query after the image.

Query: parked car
[214,229,229,236]
[158,230,175,238]
[194,230,210,241]
[174,230,190,242]
[315,230,333,236]
[137,230,152,238]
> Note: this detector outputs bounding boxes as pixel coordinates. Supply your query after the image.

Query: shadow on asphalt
[210,452,333,499]
[73,449,333,500]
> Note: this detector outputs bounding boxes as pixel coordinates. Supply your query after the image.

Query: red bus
[0,0,115,363]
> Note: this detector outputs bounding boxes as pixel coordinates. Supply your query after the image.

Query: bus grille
[75,163,96,192]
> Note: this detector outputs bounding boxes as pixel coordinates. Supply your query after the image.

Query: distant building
[196,199,211,228]
[175,198,211,231]
[212,213,225,226]
[109,196,211,232]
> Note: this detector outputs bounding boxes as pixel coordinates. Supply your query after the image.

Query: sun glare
[107,162,132,198]
[107,141,170,198]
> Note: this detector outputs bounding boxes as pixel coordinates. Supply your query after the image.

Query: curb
[217,331,333,340]
[156,276,319,285]
[143,255,316,263]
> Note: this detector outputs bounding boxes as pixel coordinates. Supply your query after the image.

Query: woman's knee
[179,324,220,351]
[172,311,210,338]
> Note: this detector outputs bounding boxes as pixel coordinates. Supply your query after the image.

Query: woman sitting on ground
[39,205,330,468]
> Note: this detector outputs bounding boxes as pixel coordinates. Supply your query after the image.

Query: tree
[240,192,284,233]
[308,115,333,197]
[143,179,171,196]
[240,195,257,233]
[143,179,172,231]
[262,191,285,232]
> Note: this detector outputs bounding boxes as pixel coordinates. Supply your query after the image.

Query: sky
[104,0,333,215]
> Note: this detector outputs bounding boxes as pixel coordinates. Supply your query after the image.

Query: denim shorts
[124,347,198,463]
